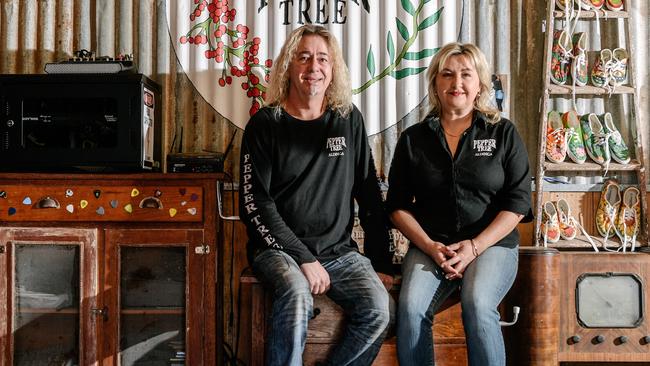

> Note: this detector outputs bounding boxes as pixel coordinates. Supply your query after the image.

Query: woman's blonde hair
[265,25,353,117]
[426,42,500,123]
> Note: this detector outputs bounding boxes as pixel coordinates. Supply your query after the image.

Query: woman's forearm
[472,211,524,254]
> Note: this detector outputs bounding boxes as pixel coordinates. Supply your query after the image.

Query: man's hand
[376,272,394,291]
[300,261,331,295]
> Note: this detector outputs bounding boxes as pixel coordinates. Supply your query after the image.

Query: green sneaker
[571,32,589,87]
[602,112,631,164]
[562,110,587,164]
[580,113,609,165]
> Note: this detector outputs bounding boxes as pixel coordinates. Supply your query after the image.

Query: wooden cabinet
[503,247,650,365]
[0,173,221,366]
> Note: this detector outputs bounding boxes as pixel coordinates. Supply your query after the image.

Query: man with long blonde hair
[239,25,394,366]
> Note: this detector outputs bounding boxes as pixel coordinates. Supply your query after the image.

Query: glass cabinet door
[105,229,205,366]
[0,228,98,366]
[120,246,186,366]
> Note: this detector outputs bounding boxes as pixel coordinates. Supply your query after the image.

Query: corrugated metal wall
[1,0,648,179]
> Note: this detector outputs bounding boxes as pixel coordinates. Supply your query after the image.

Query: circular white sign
[166,0,461,134]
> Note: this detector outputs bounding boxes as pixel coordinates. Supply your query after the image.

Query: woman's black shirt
[386,112,532,248]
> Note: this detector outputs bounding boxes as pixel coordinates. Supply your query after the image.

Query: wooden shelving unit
[534,0,648,249]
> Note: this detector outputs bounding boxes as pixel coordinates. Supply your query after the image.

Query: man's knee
[275,276,312,303]
[356,288,392,338]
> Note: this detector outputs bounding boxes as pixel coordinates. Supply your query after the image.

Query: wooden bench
[240,271,468,366]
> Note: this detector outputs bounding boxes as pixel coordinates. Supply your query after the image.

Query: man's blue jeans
[252,249,392,366]
[396,245,518,366]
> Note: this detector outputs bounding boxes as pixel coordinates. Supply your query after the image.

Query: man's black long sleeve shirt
[239,106,393,274]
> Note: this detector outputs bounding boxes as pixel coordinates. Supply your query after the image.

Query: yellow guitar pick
[169,208,177,217]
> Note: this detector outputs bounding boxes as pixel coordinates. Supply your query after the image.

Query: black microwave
[0,73,161,172]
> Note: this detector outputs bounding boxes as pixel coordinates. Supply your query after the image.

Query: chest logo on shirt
[326,136,347,157]
[473,138,497,157]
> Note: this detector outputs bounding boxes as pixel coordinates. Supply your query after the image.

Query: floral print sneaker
[601,112,631,164]
[580,113,610,165]
[596,179,621,238]
[556,199,577,240]
[606,0,624,11]
[546,111,567,163]
[562,111,587,164]
[591,49,612,87]
[550,30,573,85]
[542,201,561,243]
[571,32,589,86]
[609,48,628,86]
[579,0,604,9]
[616,186,640,240]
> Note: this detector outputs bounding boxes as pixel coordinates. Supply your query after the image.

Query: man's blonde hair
[426,42,500,123]
[265,25,353,117]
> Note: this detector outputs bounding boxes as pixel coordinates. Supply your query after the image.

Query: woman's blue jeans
[396,245,518,366]
[252,249,393,366]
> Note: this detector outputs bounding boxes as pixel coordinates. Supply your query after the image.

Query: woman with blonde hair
[387,42,532,365]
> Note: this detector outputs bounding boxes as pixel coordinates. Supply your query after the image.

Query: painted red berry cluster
[180,0,272,115]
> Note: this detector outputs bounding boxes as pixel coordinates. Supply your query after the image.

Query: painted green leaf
[390,66,428,80]
[418,7,444,31]
[401,0,416,15]
[404,47,439,60]
[387,31,395,63]
[396,18,410,41]
[367,46,376,77]
[423,0,432,3]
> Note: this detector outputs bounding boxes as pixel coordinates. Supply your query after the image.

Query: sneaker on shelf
[580,113,610,165]
[542,201,561,243]
[556,199,578,240]
[616,186,640,241]
[550,30,573,85]
[579,0,604,9]
[601,112,631,164]
[596,179,621,238]
[562,110,587,164]
[609,48,628,87]
[605,0,624,11]
[546,111,567,163]
[590,49,612,87]
[571,32,589,86]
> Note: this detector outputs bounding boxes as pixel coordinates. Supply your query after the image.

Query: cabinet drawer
[0,185,204,222]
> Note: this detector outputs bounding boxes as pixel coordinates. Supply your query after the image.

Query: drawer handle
[35,196,60,209]
[139,196,163,209]
[311,307,321,320]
